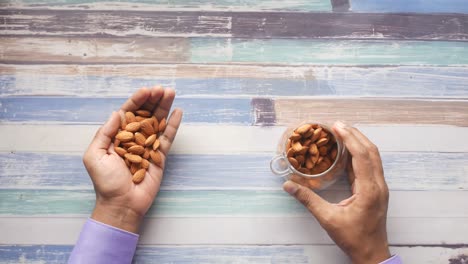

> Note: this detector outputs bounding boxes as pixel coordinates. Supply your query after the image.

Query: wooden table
[1,0,468,263]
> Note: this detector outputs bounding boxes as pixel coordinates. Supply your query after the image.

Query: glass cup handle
[270,155,291,177]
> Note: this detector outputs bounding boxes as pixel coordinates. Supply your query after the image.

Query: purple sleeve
[379,255,403,264]
[68,218,139,264]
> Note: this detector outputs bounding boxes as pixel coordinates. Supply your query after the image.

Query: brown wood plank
[272,99,468,127]
[0,37,189,63]
[2,9,468,40]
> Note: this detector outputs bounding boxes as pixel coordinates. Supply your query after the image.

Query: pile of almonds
[113,110,166,184]
[286,124,338,175]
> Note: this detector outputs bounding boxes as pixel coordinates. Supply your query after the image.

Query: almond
[290,132,301,141]
[320,131,328,139]
[128,145,145,155]
[141,159,150,169]
[288,157,299,169]
[125,111,136,123]
[120,114,127,130]
[152,116,159,134]
[122,141,137,148]
[298,146,309,155]
[114,138,121,147]
[311,127,322,142]
[152,139,160,151]
[305,158,315,169]
[136,110,152,117]
[125,122,141,133]
[330,147,338,160]
[140,119,155,136]
[286,148,295,158]
[316,137,329,147]
[114,147,127,157]
[303,139,312,147]
[296,155,305,165]
[292,142,302,153]
[143,148,151,159]
[296,124,312,135]
[308,144,318,155]
[135,116,145,122]
[130,162,140,174]
[159,118,167,133]
[124,158,131,167]
[125,153,142,163]
[150,150,162,166]
[145,134,157,147]
[132,169,146,183]
[134,132,146,146]
[319,146,328,156]
[303,129,314,138]
[116,131,133,142]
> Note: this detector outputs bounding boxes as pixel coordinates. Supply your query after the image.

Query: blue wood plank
[0,97,252,124]
[1,152,467,191]
[191,39,468,65]
[0,245,310,263]
[351,0,468,14]
[2,67,468,97]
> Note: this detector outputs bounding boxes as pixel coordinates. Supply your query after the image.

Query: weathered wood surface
[1,217,468,245]
[2,64,468,98]
[0,0,333,12]
[1,0,468,262]
[2,152,467,191]
[2,124,468,153]
[2,10,468,40]
[2,37,468,65]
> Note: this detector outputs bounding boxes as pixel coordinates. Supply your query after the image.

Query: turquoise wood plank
[0,189,306,216]
[351,0,468,14]
[0,97,252,124]
[1,152,467,191]
[0,245,310,264]
[0,0,332,11]
[191,39,468,65]
[2,66,468,97]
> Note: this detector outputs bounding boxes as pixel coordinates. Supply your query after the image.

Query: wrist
[349,243,391,264]
[91,200,143,234]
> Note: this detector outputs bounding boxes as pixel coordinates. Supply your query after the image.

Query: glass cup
[270,122,348,190]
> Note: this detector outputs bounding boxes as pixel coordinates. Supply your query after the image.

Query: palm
[83,87,182,219]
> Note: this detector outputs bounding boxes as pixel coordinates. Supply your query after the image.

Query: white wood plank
[1,217,467,245]
[1,124,468,153]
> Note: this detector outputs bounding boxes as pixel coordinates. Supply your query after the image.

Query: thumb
[88,111,121,155]
[283,181,333,223]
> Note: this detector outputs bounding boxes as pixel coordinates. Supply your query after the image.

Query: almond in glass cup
[270,122,348,191]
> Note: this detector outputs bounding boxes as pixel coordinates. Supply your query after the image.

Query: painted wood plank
[0,0,332,12]
[0,37,189,64]
[2,38,468,65]
[1,189,467,218]
[190,39,468,65]
[1,217,468,245]
[2,124,468,153]
[2,65,468,98]
[0,10,232,37]
[2,10,468,40]
[1,245,467,264]
[272,98,468,127]
[0,97,253,124]
[2,97,467,126]
[351,0,468,14]
[1,152,467,191]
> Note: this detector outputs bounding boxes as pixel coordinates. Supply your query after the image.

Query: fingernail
[335,121,347,129]
[283,181,299,195]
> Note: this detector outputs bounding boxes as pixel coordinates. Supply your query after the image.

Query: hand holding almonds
[286,124,338,175]
[114,109,167,184]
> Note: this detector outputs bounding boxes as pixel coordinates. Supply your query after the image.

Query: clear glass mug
[270,122,348,190]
